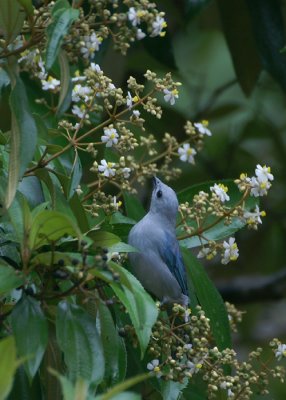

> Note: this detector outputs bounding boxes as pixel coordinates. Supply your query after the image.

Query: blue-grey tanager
[128,177,189,306]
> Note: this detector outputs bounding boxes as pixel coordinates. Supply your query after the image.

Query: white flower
[163,88,178,105]
[194,122,212,136]
[108,83,116,90]
[250,177,271,197]
[90,63,102,73]
[147,359,162,378]
[275,343,286,361]
[184,343,193,350]
[98,159,116,177]
[128,7,143,26]
[221,237,239,265]
[72,104,89,119]
[210,183,230,202]
[122,167,131,179]
[80,33,102,59]
[101,127,119,147]
[243,205,266,225]
[197,247,211,259]
[186,359,203,375]
[132,110,140,118]
[136,28,146,40]
[41,76,60,91]
[72,70,86,82]
[178,143,197,164]
[255,164,274,183]
[220,382,234,397]
[37,59,47,80]
[72,85,91,103]
[126,91,133,109]
[151,15,167,37]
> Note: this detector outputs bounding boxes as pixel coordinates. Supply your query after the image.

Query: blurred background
[100,0,286,397]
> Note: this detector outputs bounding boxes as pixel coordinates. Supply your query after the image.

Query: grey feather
[128,177,189,306]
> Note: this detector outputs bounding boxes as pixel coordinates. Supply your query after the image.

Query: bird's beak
[152,176,158,188]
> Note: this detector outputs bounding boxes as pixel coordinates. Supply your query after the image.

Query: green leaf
[56,301,105,384]
[69,193,90,233]
[5,75,37,208]
[177,180,258,248]
[0,336,18,400]
[217,0,261,95]
[160,379,188,400]
[11,294,49,380]
[123,192,145,222]
[57,50,72,116]
[68,154,82,199]
[46,3,79,70]
[18,176,45,208]
[109,262,158,357]
[0,0,26,43]
[88,231,121,248]
[181,248,232,353]
[29,210,82,250]
[110,212,136,225]
[0,262,23,295]
[108,242,138,254]
[97,302,126,386]
[96,373,150,400]
[16,0,33,15]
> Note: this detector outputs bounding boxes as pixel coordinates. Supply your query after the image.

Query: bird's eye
[156,190,162,198]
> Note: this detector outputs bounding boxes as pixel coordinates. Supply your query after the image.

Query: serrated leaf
[56,301,105,384]
[5,75,37,208]
[97,302,126,386]
[109,262,158,357]
[181,248,232,354]
[46,4,79,69]
[123,192,145,222]
[88,231,121,248]
[11,295,48,380]
[0,0,26,43]
[0,262,23,295]
[29,210,82,250]
[177,180,258,248]
[0,336,18,400]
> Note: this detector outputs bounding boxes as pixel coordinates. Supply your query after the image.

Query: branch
[217,268,286,303]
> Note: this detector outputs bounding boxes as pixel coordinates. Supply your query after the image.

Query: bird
[128,177,189,306]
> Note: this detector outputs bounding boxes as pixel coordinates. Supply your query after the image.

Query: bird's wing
[159,232,189,296]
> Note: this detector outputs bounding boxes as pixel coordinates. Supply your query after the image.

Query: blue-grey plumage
[128,177,189,306]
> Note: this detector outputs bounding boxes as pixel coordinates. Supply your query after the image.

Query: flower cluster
[178,164,273,265]
[138,305,286,399]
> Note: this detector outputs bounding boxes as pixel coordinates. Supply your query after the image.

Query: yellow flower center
[261,211,266,217]
[171,89,178,96]
[196,363,202,369]
[283,350,286,357]
[218,183,228,193]
[260,182,267,189]
[137,10,144,17]
[187,148,193,156]
[202,119,209,127]
[154,366,160,373]
[110,133,115,139]
[240,173,247,180]
[107,162,114,168]
[160,31,166,37]
[80,104,86,111]
[162,21,167,28]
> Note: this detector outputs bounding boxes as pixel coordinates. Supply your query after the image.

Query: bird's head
[149,177,179,224]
